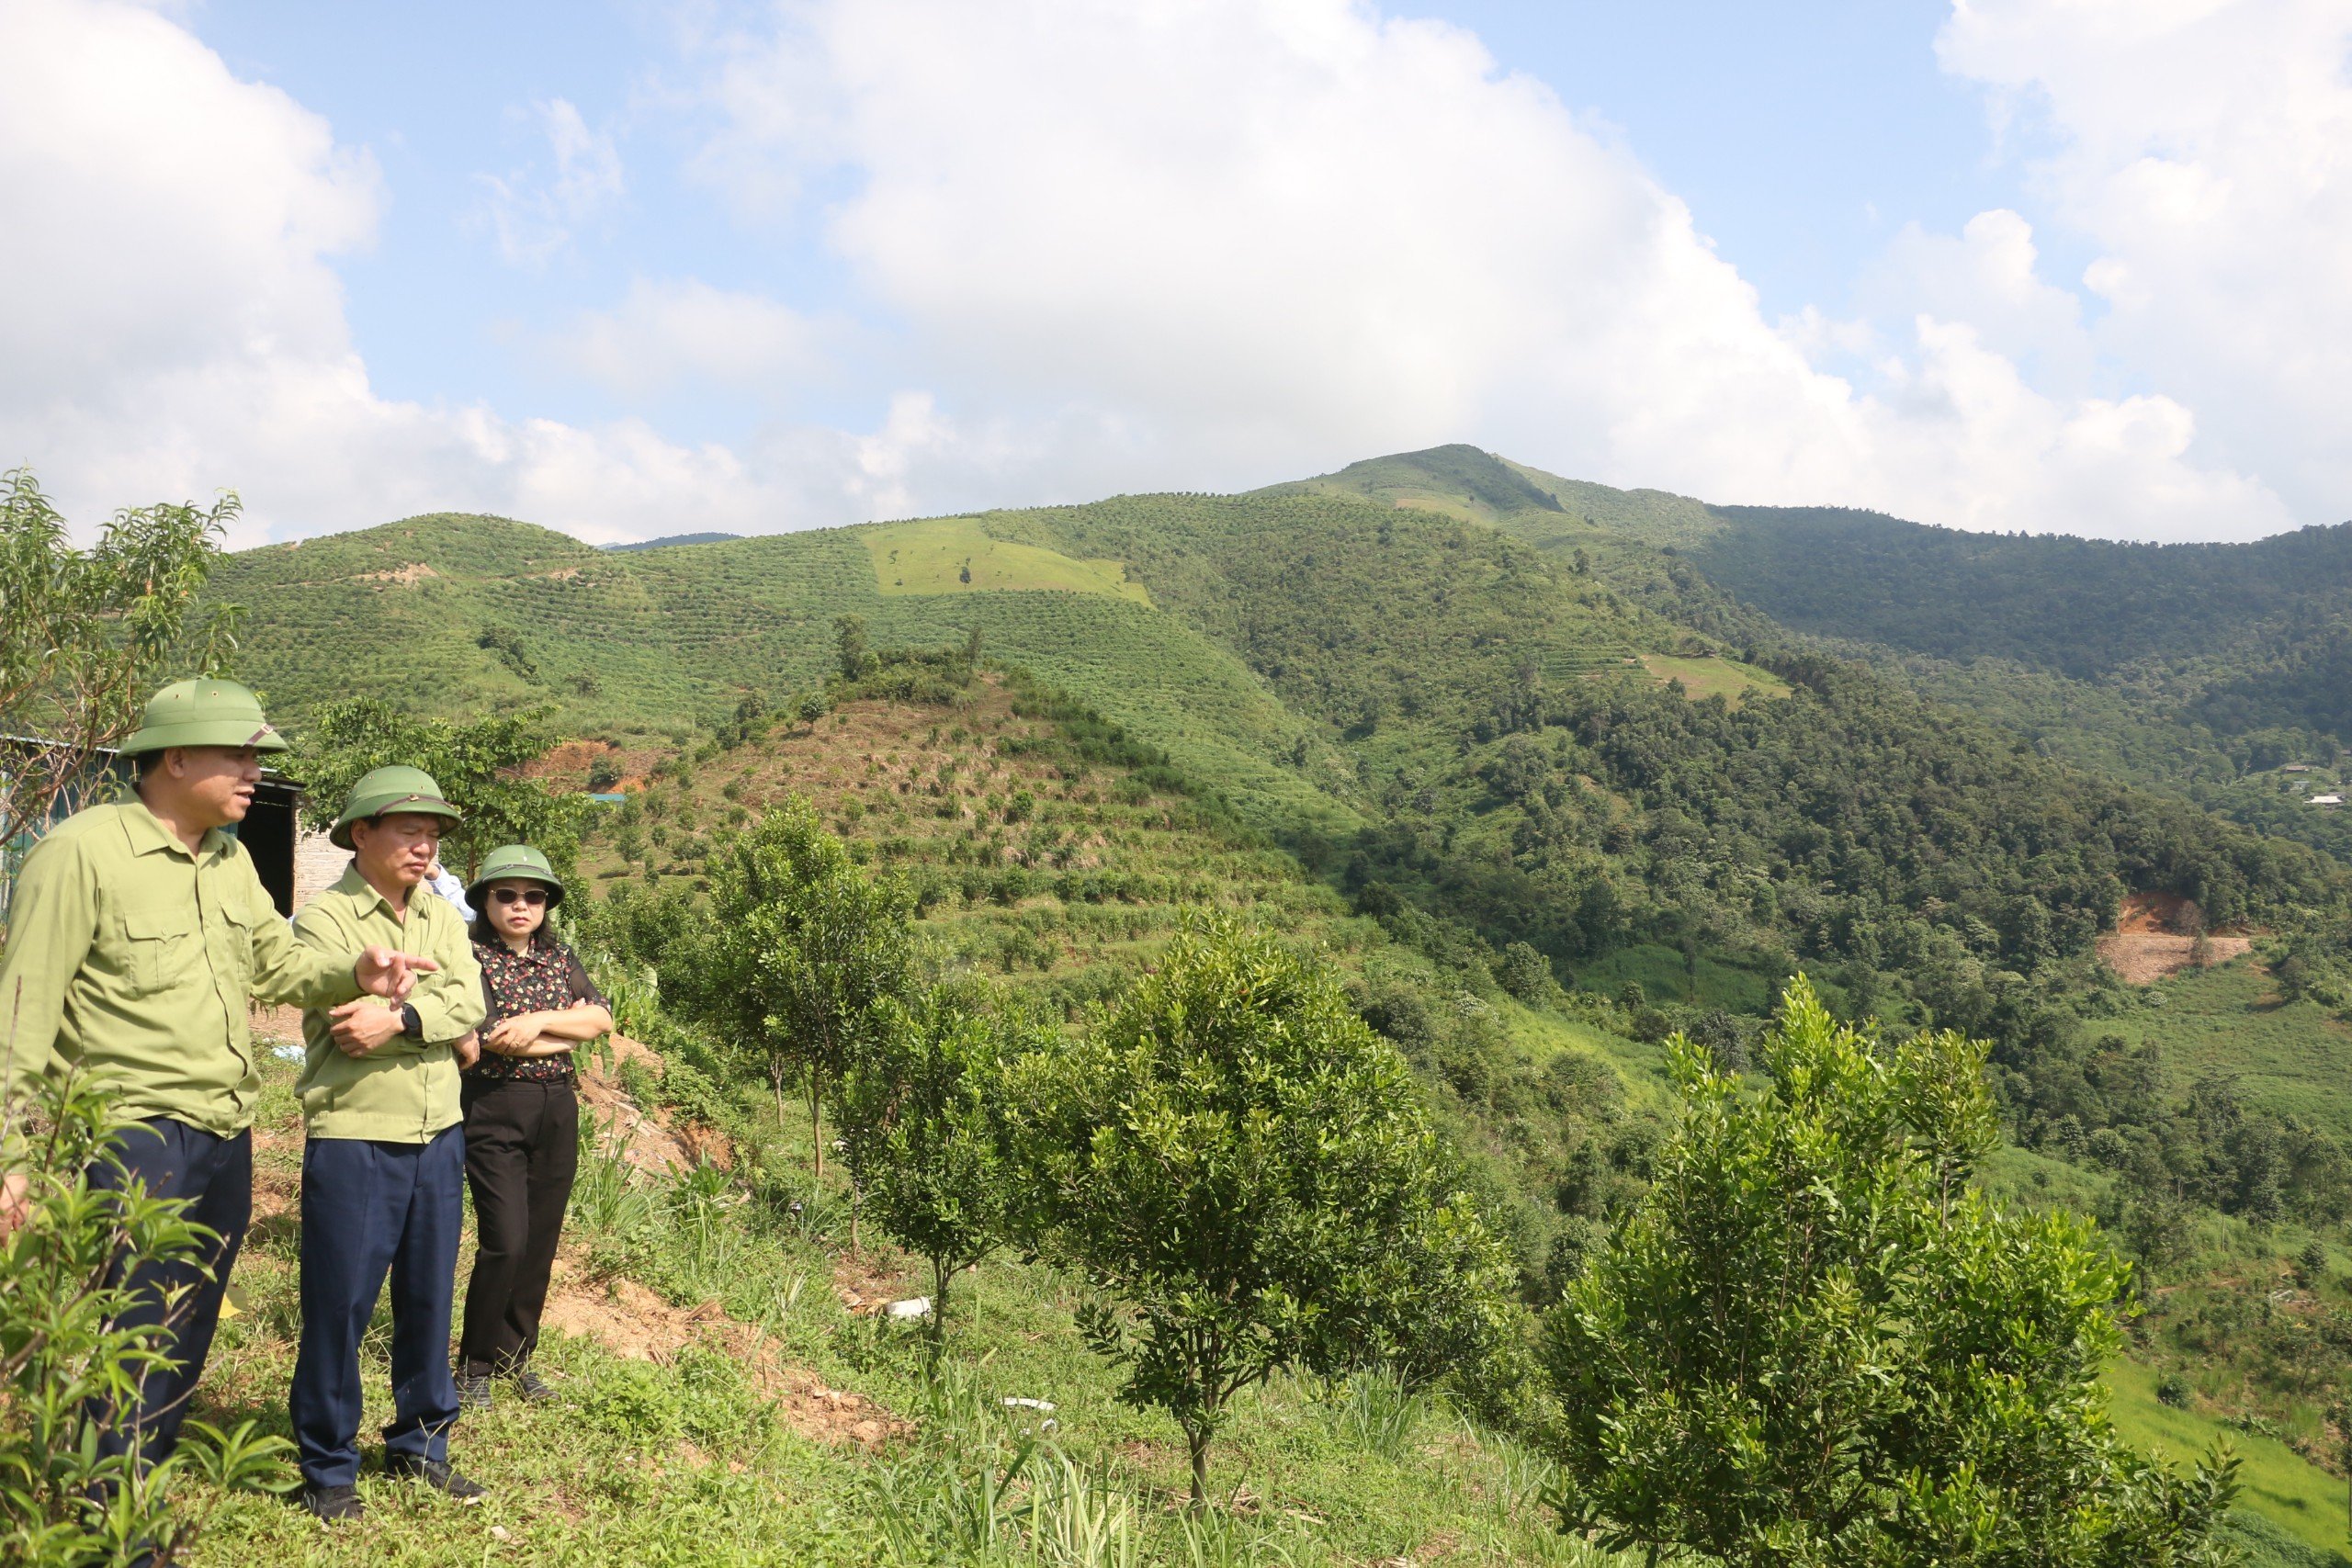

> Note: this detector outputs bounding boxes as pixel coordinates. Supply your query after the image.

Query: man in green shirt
[0,679,437,1480]
[288,765,488,1522]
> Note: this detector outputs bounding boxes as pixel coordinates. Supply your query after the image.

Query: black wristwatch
[400,1003,423,1039]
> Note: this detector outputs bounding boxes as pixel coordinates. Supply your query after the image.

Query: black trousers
[458,1076,578,1377]
[83,1118,250,1472]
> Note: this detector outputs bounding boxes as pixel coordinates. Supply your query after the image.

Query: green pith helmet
[328,765,463,850]
[118,678,288,757]
[466,843,564,909]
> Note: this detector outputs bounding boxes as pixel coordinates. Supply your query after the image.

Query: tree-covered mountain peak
[239,512,604,586]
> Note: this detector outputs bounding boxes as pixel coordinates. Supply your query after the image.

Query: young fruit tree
[834,981,1045,1338]
[1544,977,2240,1567]
[1,1059,296,1564]
[0,469,243,847]
[1008,918,1519,1508]
[666,798,916,1176]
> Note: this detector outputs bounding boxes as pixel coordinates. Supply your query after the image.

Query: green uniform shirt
[0,796,364,1136]
[293,865,484,1143]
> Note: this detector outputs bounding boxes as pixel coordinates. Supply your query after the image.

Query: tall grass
[571,1105,656,1239]
[1324,1366,1425,1461]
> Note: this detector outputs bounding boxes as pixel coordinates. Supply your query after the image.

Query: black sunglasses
[490,888,549,908]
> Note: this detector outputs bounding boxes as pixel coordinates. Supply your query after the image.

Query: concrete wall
[293,829,347,913]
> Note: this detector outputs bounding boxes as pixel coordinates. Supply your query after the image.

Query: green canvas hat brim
[466,848,565,908]
[117,719,289,757]
[328,791,465,850]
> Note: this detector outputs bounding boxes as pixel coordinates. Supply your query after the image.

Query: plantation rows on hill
[555,668,1667,1301]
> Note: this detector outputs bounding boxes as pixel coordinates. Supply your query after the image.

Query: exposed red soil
[2097,893,2253,985]
[526,738,667,794]
[576,1032,702,1174]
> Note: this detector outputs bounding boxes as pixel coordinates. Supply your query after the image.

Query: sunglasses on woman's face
[491,888,548,908]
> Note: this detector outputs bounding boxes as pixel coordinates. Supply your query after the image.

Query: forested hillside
[195,448,2352,1558]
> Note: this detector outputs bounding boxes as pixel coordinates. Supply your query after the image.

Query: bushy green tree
[1008,917,1518,1507]
[1497,941,1558,1006]
[0,468,243,844]
[290,698,589,881]
[1,1063,296,1564]
[1544,977,2239,1567]
[667,798,916,1175]
[835,982,1045,1337]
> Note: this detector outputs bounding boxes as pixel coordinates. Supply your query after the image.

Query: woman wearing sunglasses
[454,844,612,1408]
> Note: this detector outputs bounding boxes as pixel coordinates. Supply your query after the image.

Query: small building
[2309,793,2345,807]
[3,739,306,922]
[2283,763,2314,773]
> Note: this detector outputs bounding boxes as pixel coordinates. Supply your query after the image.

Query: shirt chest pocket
[211,900,259,994]
[116,909,201,998]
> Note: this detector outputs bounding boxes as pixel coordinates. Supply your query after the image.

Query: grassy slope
[864,516,1151,604]
[216,513,1349,832]
[212,482,1752,839]
[1635,653,1789,707]
[2109,1358,2352,1562]
[565,678,1665,1258]
[176,1046,1598,1568]
[2094,956,2352,1135]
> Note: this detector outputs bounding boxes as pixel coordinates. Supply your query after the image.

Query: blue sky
[3,0,2346,543]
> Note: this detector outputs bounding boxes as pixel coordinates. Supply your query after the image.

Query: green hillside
[199,450,2352,1557]
[1672,503,2352,802]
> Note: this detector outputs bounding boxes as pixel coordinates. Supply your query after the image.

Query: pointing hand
[355,946,441,1000]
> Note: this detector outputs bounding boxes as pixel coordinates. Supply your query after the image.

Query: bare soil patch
[355,561,440,586]
[528,737,667,794]
[831,1250,921,1314]
[576,1032,703,1174]
[2098,893,2253,985]
[540,1262,909,1450]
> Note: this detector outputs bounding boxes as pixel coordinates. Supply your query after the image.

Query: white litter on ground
[885,1296,933,1319]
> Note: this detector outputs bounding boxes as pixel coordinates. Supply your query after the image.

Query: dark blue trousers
[83,1118,250,1472]
[290,1126,464,1488]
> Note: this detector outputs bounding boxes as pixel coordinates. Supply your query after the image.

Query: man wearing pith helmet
[288,764,487,1523]
[0,679,440,1486]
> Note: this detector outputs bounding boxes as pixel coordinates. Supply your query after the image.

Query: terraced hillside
[560,671,1667,1280]
[215,486,1707,832]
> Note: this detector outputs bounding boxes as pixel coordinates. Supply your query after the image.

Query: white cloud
[1861,210,2096,390]
[475,97,627,268]
[1936,0,2352,523]
[558,277,832,394]
[678,0,2290,538]
[0,0,882,545]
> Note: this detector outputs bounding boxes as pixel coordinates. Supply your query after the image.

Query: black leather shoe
[456,1372,494,1409]
[509,1368,556,1404]
[302,1483,365,1523]
[385,1455,486,1502]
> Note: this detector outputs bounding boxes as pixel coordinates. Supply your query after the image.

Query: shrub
[836,984,1053,1337]
[1544,979,2239,1566]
